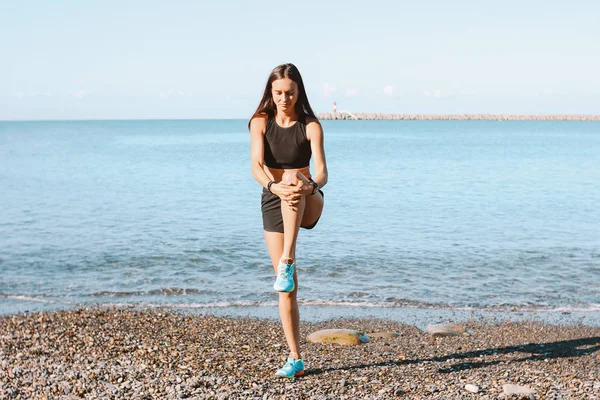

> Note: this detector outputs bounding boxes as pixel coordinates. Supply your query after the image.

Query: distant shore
[318,112,600,121]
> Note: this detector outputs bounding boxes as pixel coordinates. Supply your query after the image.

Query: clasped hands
[271,172,313,211]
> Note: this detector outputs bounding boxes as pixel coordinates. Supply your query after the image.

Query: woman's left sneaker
[276,357,305,378]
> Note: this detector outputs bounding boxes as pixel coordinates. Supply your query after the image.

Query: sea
[1,119,599,325]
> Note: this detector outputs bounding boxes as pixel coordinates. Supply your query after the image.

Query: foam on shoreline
[2,298,599,328]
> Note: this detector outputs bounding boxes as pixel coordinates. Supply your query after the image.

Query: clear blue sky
[1,0,599,120]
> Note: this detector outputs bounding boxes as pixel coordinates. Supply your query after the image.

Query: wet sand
[1,308,599,399]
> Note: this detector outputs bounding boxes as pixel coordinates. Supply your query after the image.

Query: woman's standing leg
[264,184,324,367]
[280,196,305,356]
[264,231,301,359]
[265,194,306,358]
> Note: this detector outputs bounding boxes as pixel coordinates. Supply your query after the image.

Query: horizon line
[2,113,600,123]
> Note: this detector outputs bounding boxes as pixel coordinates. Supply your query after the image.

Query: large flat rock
[307,329,371,345]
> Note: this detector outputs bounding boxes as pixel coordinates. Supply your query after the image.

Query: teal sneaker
[276,357,305,378]
[273,259,295,292]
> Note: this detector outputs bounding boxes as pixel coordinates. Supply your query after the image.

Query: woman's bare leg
[279,170,305,260]
[265,231,302,359]
[280,196,305,260]
[280,193,305,358]
[264,170,319,360]
[288,170,324,229]
[301,190,324,228]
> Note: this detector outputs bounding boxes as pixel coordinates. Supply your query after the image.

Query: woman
[248,63,328,378]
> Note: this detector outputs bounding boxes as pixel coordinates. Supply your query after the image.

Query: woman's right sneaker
[273,259,295,292]
[275,357,305,378]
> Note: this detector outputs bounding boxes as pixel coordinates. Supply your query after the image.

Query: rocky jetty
[318,112,600,121]
[1,308,599,399]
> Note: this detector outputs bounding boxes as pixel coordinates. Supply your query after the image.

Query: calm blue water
[1,119,599,315]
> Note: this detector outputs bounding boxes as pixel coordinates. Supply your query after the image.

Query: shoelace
[279,263,292,279]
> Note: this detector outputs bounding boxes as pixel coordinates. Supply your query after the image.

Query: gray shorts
[261,188,324,233]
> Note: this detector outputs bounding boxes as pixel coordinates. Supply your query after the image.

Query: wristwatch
[310,181,319,195]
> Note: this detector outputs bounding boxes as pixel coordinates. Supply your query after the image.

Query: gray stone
[99,380,118,393]
[503,384,535,397]
[427,385,438,393]
[465,384,480,393]
[426,323,471,337]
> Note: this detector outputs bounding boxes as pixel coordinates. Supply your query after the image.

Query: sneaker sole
[273,283,295,292]
[276,370,305,378]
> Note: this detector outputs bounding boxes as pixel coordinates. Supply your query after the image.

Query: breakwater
[318,112,600,121]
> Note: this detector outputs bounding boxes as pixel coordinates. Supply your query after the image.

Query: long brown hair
[248,63,317,129]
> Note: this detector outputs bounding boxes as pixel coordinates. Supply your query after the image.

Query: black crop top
[263,115,312,169]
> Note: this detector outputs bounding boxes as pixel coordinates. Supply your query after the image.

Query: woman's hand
[272,182,302,203]
[295,174,314,197]
[272,179,312,211]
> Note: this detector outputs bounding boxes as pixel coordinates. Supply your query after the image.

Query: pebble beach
[1,308,599,399]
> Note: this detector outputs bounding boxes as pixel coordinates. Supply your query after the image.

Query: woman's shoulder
[303,115,321,127]
[304,115,319,125]
[304,115,322,130]
[304,115,323,140]
[248,115,269,136]
[249,113,269,132]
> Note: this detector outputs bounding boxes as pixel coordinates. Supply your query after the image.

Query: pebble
[503,383,536,396]
[465,383,480,393]
[426,323,470,337]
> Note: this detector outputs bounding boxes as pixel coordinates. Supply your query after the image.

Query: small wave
[121,300,408,309]
[543,304,600,313]
[0,293,68,305]
[89,288,212,297]
[348,292,371,298]
[385,297,448,308]
[102,300,279,309]
[97,299,600,313]
[3,292,599,314]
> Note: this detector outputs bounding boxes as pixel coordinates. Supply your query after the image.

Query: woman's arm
[306,119,328,191]
[249,117,298,202]
[249,116,272,189]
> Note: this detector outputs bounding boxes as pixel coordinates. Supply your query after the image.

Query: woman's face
[271,78,299,113]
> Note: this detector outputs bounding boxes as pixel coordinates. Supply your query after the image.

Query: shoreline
[318,112,600,121]
[3,300,600,328]
[1,307,599,399]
